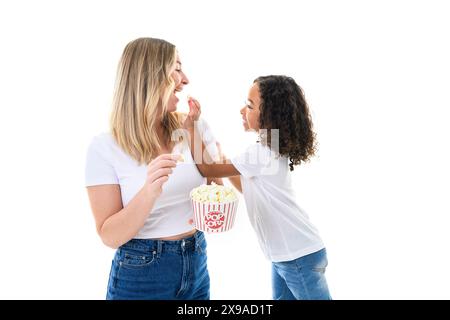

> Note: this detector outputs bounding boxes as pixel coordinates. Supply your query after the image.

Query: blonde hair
[110,37,183,165]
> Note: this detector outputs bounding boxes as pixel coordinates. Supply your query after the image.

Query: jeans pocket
[196,237,207,255]
[120,249,157,269]
[311,255,328,274]
[311,265,327,273]
[107,259,120,291]
[197,245,207,255]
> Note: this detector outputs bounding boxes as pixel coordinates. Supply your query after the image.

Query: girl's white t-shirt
[85,119,218,239]
[231,143,325,262]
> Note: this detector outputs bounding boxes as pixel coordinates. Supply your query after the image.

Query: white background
[1,0,449,299]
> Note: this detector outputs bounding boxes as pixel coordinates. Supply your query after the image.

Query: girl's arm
[189,133,237,189]
[184,98,241,180]
[190,131,239,178]
[87,154,179,249]
[227,176,242,193]
[207,177,224,185]
[189,130,241,192]
[215,142,241,192]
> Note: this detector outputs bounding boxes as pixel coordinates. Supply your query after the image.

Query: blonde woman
[85,38,219,300]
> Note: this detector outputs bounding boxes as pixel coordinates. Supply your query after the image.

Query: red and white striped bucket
[191,199,238,233]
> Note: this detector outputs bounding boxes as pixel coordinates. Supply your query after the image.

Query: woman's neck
[155,121,164,137]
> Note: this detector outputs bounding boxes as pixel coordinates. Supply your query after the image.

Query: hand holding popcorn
[145,154,180,197]
[183,96,201,130]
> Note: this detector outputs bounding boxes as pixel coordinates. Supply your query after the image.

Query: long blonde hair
[110,37,182,165]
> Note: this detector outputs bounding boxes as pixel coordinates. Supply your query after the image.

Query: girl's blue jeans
[272,248,332,300]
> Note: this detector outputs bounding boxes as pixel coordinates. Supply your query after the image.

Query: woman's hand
[144,154,180,197]
[183,96,201,130]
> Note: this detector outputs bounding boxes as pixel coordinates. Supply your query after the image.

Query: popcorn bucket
[191,199,238,233]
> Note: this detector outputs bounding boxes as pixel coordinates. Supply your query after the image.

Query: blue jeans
[106,231,210,300]
[272,248,331,300]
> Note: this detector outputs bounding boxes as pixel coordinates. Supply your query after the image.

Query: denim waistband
[119,231,205,254]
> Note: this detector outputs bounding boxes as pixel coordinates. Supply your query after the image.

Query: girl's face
[240,83,261,131]
[167,52,189,112]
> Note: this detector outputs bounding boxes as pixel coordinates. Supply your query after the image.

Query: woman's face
[167,52,189,112]
[240,83,261,131]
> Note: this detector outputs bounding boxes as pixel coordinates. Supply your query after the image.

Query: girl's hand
[183,96,201,129]
[144,154,181,197]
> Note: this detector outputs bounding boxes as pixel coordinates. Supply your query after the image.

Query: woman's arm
[88,185,159,249]
[86,154,179,249]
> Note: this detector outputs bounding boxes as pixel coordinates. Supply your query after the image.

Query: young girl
[184,75,331,300]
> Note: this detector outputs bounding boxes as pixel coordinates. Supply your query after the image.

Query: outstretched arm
[207,177,224,185]
[215,142,241,192]
[227,176,242,193]
[183,98,242,184]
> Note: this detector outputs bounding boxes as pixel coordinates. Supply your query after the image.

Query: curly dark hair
[255,75,317,171]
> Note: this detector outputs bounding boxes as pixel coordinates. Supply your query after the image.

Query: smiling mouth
[172,88,181,102]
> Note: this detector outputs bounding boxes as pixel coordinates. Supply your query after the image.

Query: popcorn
[190,183,239,233]
[190,183,237,203]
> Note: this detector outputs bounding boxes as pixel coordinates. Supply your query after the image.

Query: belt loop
[194,231,200,251]
[194,231,198,249]
[156,240,163,259]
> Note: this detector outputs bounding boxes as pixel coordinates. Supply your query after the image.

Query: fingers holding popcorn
[187,96,201,121]
[145,154,184,195]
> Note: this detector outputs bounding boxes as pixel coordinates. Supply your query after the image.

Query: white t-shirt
[231,143,324,262]
[85,118,218,239]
